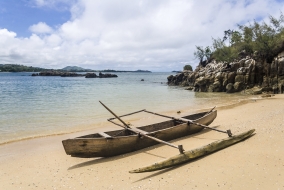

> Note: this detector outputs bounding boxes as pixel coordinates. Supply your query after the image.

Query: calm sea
[0,72,252,144]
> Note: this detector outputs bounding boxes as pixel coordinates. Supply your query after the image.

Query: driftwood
[129,129,255,173]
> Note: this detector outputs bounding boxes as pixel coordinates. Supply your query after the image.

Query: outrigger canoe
[62,108,217,158]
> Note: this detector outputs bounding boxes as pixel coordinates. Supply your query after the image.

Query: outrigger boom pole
[143,110,233,137]
[99,101,184,154]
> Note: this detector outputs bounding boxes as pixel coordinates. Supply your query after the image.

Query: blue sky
[0,0,71,37]
[0,0,284,71]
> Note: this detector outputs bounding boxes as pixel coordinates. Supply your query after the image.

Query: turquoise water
[0,72,251,144]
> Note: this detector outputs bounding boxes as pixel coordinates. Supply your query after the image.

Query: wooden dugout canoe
[62,110,217,158]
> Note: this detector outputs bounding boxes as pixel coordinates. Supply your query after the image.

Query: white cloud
[1,0,284,71]
[29,22,53,34]
[31,0,77,10]
[0,28,17,38]
[33,0,45,7]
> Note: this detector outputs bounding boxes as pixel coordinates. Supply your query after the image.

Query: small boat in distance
[62,109,217,158]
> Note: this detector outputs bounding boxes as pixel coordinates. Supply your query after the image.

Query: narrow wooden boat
[62,109,217,158]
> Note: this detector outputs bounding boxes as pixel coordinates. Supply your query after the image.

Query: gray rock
[226,83,235,93]
[251,87,262,95]
[167,51,284,93]
[234,82,244,92]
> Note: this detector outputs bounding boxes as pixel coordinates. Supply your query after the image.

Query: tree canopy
[0,64,46,72]
[194,13,284,64]
[183,65,193,71]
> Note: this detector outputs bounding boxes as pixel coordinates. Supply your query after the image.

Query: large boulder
[235,75,245,83]
[251,87,262,95]
[98,72,118,78]
[167,75,174,82]
[226,83,235,93]
[85,73,97,78]
[278,57,284,76]
[234,82,244,92]
[227,72,236,83]
[211,81,222,92]
[195,77,207,86]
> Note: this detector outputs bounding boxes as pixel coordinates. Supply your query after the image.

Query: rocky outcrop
[85,72,118,78]
[98,72,118,78]
[85,73,97,78]
[36,71,118,78]
[168,51,284,94]
[39,71,84,77]
[61,72,84,77]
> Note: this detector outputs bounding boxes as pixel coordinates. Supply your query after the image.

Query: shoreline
[0,93,262,146]
[1,94,284,189]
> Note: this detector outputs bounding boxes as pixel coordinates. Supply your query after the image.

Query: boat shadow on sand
[68,125,221,171]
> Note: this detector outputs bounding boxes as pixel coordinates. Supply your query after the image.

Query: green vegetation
[194,46,212,63]
[195,13,284,63]
[61,66,95,72]
[0,64,152,73]
[183,65,193,71]
[0,64,46,72]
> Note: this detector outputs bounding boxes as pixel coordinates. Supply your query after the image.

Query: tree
[194,46,212,64]
[212,37,238,62]
[238,25,254,55]
[194,12,284,64]
[194,46,205,63]
[183,65,193,71]
[223,29,234,46]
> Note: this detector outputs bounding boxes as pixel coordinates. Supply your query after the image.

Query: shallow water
[0,72,253,144]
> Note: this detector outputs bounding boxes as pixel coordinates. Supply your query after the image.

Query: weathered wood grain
[129,129,255,173]
[62,110,217,158]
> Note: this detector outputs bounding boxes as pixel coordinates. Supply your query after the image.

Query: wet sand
[0,94,284,189]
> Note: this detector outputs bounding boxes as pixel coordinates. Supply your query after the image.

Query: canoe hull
[62,110,217,158]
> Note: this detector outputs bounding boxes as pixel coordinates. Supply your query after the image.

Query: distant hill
[61,66,95,72]
[0,64,46,72]
[133,70,151,72]
[0,64,152,73]
[100,69,151,73]
[172,70,182,73]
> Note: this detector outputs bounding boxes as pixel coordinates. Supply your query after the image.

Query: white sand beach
[0,95,284,189]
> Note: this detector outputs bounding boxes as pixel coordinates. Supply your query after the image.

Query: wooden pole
[144,110,232,137]
[108,109,145,121]
[99,101,184,153]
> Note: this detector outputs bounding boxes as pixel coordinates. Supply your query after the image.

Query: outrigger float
[129,129,255,173]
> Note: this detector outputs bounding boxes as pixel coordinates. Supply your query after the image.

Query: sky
[1,0,284,71]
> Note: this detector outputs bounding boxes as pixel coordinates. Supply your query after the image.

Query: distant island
[60,66,95,72]
[172,70,182,73]
[0,64,46,72]
[0,64,151,73]
[93,69,151,73]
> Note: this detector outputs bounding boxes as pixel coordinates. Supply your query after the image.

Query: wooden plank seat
[98,132,113,139]
[133,128,149,135]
